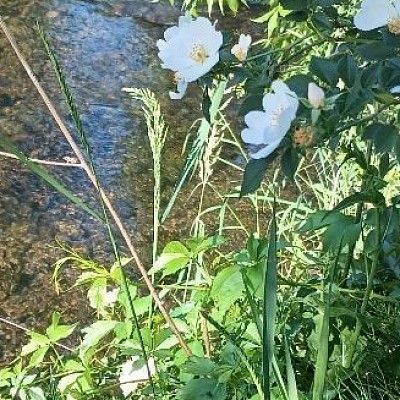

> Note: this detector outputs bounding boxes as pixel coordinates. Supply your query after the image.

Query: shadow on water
[0,0,265,362]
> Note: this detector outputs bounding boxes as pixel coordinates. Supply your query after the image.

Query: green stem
[345,207,382,368]
[335,105,391,136]
[342,142,373,281]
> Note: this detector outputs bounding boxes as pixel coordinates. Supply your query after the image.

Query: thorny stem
[0,16,191,356]
[335,104,391,135]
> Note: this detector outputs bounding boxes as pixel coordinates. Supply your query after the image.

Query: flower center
[173,72,182,84]
[388,17,400,35]
[270,105,284,126]
[293,126,314,147]
[190,44,208,64]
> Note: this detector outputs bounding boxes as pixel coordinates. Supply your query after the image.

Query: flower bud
[308,82,325,109]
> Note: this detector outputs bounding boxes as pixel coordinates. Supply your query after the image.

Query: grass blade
[0,134,101,221]
[38,24,91,157]
[161,79,227,222]
[263,201,278,400]
[284,335,299,400]
[312,241,342,400]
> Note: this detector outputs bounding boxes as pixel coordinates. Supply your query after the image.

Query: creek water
[0,0,262,363]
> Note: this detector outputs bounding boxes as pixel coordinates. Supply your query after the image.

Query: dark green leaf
[241,156,275,196]
[356,43,397,61]
[286,74,314,98]
[202,89,211,124]
[263,208,278,400]
[238,93,264,116]
[280,146,299,181]
[310,56,339,87]
[337,55,358,87]
[362,123,399,153]
[281,0,308,10]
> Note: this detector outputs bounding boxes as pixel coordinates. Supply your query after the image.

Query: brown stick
[0,16,191,356]
[201,314,211,358]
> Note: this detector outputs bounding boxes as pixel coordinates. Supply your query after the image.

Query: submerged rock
[106,0,181,26]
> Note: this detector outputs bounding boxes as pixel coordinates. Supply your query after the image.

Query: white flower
[241,80,299,159]
[390,85,400,93]
[119,356,156,397]
[308,82,325,109]
[354,0,400,34]
[231,34,252,62]
[157,12,223,99]
[103,288,119,307]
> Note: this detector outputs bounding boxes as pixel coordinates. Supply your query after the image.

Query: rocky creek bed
[0,0,265,363]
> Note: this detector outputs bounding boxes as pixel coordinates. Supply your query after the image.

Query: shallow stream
[0,0,262,363]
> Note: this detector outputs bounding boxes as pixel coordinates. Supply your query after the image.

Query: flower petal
[169,80,188,100]
[354,0,397,31]
[250,138,282,159]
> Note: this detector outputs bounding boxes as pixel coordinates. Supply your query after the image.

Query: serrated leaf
[356,43,397,61]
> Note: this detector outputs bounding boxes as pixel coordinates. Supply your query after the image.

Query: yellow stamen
[270,105,284,127]
[173,72,182,84]
[233,47,246,62]
[190,44,208,64]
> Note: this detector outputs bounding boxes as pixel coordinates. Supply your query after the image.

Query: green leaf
[362,123,399,153]
[322,215,361,251]
[280,146,299,181]
[46,312,76,342]
[25,387,46,400]
[241,156,276,196]
[300,211,361,252]
[238,93,264,116]
[181,356,216,375]
[281,0,308,10]
[28,346,50,368]
[177,378,227,400]
[79,320,118,361]
[284,336,299,400]
[149,241,190,276]
[211,267,245,315]
[329,192,385,214]
[337,55,358,87]
[286,74,314,98]
[310,56,339,87]
[356,43,397,61]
